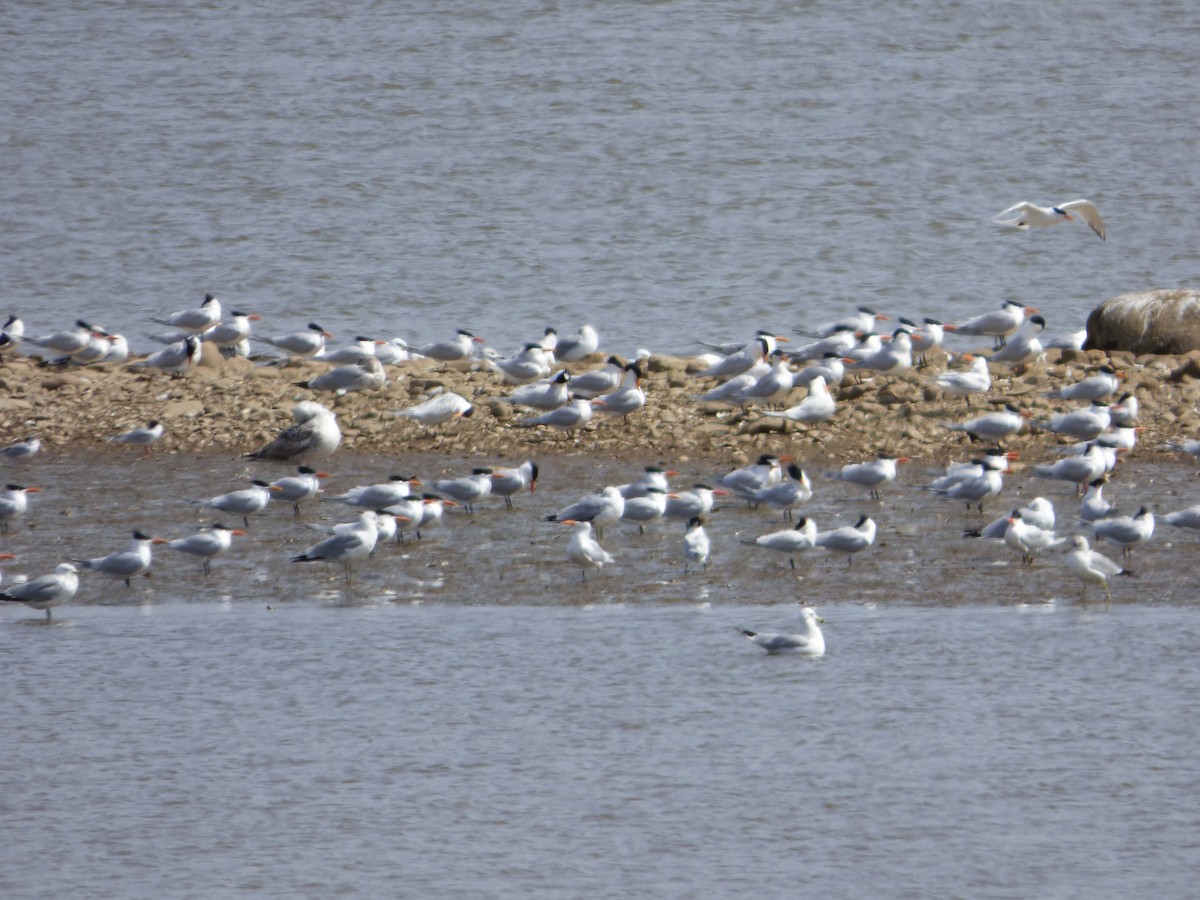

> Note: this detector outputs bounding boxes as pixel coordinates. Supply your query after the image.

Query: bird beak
[152,538,171,545]
[231,529,248,537]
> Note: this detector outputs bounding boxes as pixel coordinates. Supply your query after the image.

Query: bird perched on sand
[554,324,599,362]
[298,353,386,394]
[133,335,202,375]
[245,402,341,462]
[393,392,474,426]
[0,562,79,621]
[488,343,554,384]
[933,354,991,404]
[508,371,571,411]
[154,293,222,333]
[989,315,1046,366]
[993,199,1106,240]
[261,322,333,358]
[1045,366,1121,402]
[562,519,614,581]
[415,329,485,361]
[514,397,593,435]
[592,364,646,424]
[738,607,825,655]
[568,356,626,399]
[776,375,837,425]
[944,300,1038,349]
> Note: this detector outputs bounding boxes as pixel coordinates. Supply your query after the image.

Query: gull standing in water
[562,519,615,581]
[738,607,825,656]
[0,562,80,621]
[1062,535,1130,604]
[993,199,1106,240]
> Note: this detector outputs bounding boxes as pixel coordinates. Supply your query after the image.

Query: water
[4,602,1199,898]
[3,1,1198,357]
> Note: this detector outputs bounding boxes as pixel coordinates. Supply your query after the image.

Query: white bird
[900,317,945,366]
[1092,506,1154,558]
[490,343,553,384]
[562,519,615,581]
[698,330,785,357]
[1003,511,1061,564]
[69,330,115,366]
[1164,438,1200,460]
[165,523,246,575]
[664,484,727,521]
[75,530,164,587]
[1,437,41,461]
[490,460,539,509]
[842,332,886,364]
[1034,403,1112,442]
[416,329,485,361]
[933,461,1006,513]
[934,354,991,404]
[719,455,785,500]
[940,404,1024,444]
[1163,505,1200,535]
[742,351,796,406]
[1062,535,1130,604]
[682,516,711,573]
[109,421,165,450]
[790,326,859,362]
[291,511,379,580]
[693,368,763,407]
[26,320,101,357]
[393,392,475,426]
[546,485,625,538]
[0,562,79,620]
[515,397,593,434]
[927,449,1013,494]
[792,353,846,389]
[828,454,907,501]
[944,300,1038,348]
[1109,394,1139,428]
[199,311,263,354]
[554,324,599,362]
[1045,365,1121,401]
[848,329,914,376]
[1079,477,1116,524]
[316,336,387,366]
[433,468,493,513]
[375,337,419,366]
[993,199,1106,240]
[989,315,1046,366]
[812,306,887,338]
[508,371,571,410]
[414,494,454,538]
[0,484,40,532]
[968,497,1055,540]
[269,466,330,514]
[777,375,837,424]
[814,515,877,564]
[697,336,771,380]
[1030,442,1111,492]
[0,314,24,355]
[261,322,333,358]
[1045,329,1088,351]
[246,402,341,462]
[133,335,202,375]
[299,354,386,394]
[327,475,421,511]
[618,466,677,499]
[738,607,825,655]
[620,487,669,533]
[195,480,275,527]
[592,364,646,423]
[744,516,817,569]
[154,293,222,333]
[569,356,626,399]
[749,462,813,521]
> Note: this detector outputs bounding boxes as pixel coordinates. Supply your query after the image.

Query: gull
[1079,477,1116,524]
[989,315,1046,366]
[489,343,554,384]
[1062,535,1130,604]
[1045,365,1121,401]
[415,329,485,361]
[1163,505,1200,535]
[245,401,341,462]
[269,466,331,514]
[546,485,625,538]
[940,404,1024,444]
[828,453,908,501]
[743,516,817,569]
[490,460,539,509]
[1003,511,1061,564]
[433,468,493,514]
[298,353,386,394]
[133,335,202,374]
[327,475,421,511]
[194,480,275,527]
[934,354,991,404]
[75,530,165,587]
[0,562,79,621]
[569,356,626,399]
[164,523,247,575]
[316,336,387,366]
[261,322,333,358]
[1032,403,1112,442]
[592,363,646,423]
[664,484,727,521]
[554,324,599,362]
[0,484,40,532]
[814,515,877,565]
[153,293,222,333]
[562,519,615,581]
[738,607,825,655]
[944,300,1038,348]
[812,306,887,338]
[749,462,813,521]
[993,199,1106,240]
[1092,506,1154,558]
[718,454,785,500]
[1,437,41,462]
[514,397,593,435]
[1031,442,1111,493]
[509,371,572,410]
[109,421,165,451]
[682,516,712,573]
[393,391,475,426]
[777,374,837,425]
[291,511,379,581]
[792,353,846,389]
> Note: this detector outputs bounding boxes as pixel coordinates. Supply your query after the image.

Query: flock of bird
[2,196,1199,644]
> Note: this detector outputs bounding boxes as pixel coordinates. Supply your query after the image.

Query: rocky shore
[3,343,1200,469]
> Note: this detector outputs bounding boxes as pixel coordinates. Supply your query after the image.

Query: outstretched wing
[1060,199,1106,240]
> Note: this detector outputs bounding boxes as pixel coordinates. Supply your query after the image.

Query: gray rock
[1085,290,1200,354]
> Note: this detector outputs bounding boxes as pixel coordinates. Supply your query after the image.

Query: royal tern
[744,516,817,570]
[741,351,796,407]
[693,368,763,407]
[842,332,886,364]
[620,486,669,533]
[546,485,625,538]
[195,480,275,527]
[664,484,727,521]
[133,335,202,375]
[109,421,165,450]
[738,607,825,655]
[433,468,493,513]
[414,494,453,538]
[812,306,888,339]
[790,326,859,363]
[1109,394,1139,428]
[682,517,711,573]
[988,315,1046,366]
[933,460,1006,513]
[508,371,571,410]
[1003,511,1061,564]
[828,453,907,501]
[198,312,263,354]
[1162,505,1200,535]
[792,353,846,389]
[967,497,1055,540]
[1092,506,1154,558]
[945,300,1038,348]
[383,496,425,542]
[900,317,945,367]
[718,455,785,500]
[69,330,117,366]
[698,330,787,357]
[490,460,539,509]
[1045,365,1121,401]
[0,437,41,461]
[0,484,40,532]
[1079,477,1116,524]
[934,354,991,404]
[554,324,600,362]
[269,466,330,514]
[261,322,333,358]
[562,519,615,581]
[814,515,876,565]
[777,374,837,425]
[327,475,421,510]
[926,449,1014,493]
[0,562,79,621]
[489,343,554,384]
[1164,438,1200,460]
[246,402,341,462]
[154,293,222,333]
[0,314,23,354]
[375,337,419,366]
[1045,329,1088,351]
[316,336,387,365]
[514,397,593,435]
[993,199,1106,240]
[26,320,101,357]
[1032,402,1112,442]
[848,329,914,376]
[164,523,246,575]
[1062,535,1130,604]
[697,336,771,380]
[617,466,678,499]
[291,511,379,581]
[415,329,485,361]
[298,353,386,394]
[1030,442,1111,493]
[940,404,1024,444]
[749,463,813,521]
[393,391,475,426]
[568,356,626,399]
[592,364,646,423]
[75,530,165,587]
